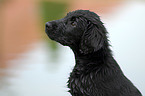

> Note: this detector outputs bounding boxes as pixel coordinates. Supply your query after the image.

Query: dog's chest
[67,69,99,96]
[67,65,120,96]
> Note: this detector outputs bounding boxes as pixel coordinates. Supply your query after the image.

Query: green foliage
[40,1,67,22]
[40,1,67,50]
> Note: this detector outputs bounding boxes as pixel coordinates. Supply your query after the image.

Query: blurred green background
[40,1,67,50]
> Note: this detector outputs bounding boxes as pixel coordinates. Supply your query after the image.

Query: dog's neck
[69,46,113,76]
[72,46,112,65]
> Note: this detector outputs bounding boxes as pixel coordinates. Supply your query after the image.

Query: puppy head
[45,12,85,46]
[45,10,108,54]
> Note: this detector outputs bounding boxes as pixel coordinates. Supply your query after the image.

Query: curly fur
[45,10,142,96]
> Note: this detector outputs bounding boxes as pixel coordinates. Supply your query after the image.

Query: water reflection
[0,0,69,95]
[0,42,74,96]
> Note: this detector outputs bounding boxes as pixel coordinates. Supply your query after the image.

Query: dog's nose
[45,22,52,30]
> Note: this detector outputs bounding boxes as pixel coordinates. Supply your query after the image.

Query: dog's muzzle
[45,22,52,31]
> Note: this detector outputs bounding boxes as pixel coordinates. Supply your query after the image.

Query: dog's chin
[56,40,69,46]
[45,29,70,46]
[46,35,69,46]
[45,30,56,40]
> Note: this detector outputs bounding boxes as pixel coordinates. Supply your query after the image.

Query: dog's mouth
[45,29,70,46]
[45,25,62,45]
[45,30,56,41]
[45,21,72,46]
[45,22,56,40]
[45,22,52,33]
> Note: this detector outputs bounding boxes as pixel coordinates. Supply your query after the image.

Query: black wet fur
[45,10,142,96]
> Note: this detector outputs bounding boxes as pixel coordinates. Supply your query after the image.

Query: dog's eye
[71,21,77,27]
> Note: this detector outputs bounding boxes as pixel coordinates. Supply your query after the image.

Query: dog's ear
[79,21,104,54]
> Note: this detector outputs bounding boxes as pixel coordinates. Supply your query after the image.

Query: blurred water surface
[0,42,74,96]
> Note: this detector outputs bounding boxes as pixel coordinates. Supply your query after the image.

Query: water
[0,42,74,96]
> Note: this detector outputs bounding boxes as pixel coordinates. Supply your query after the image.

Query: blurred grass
[40,1,67,51]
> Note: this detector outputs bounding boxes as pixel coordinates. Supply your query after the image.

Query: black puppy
[45,10,142,96]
